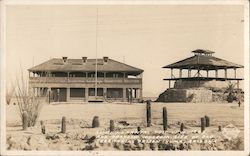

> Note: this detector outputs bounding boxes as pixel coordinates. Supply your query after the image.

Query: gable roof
[28,58,143,75]
[163,54,243,70]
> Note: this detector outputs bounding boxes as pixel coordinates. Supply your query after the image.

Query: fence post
[205,115,210,127]
[201,117,205,133]
[180,123,184,132]
[163,107,168,131]
[92,116,100,128]
[61,116,66,133]
[146,100,151,127]
[110,120,114,132]
[218,126,222,132]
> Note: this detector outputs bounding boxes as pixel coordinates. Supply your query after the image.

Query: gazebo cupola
[163,49,244,89]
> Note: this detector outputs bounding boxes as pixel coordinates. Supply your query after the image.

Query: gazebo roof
[163,50,243,70]
[191,49,215,55]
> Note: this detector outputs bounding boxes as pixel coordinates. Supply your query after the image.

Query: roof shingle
[28,58,143,75]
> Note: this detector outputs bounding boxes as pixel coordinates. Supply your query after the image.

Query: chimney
[62,56,68,63]
[82,57,87,63]
[103,56,109,63]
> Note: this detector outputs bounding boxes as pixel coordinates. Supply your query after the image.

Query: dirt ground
[6,102,244,151]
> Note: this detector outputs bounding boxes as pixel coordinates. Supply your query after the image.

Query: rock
[118,121,129,126]
[149,143,156,150]
[27,135,48,150]
[46,133,65,142]
[86,136,96,144]
[7,135,29,150]
[113,142,122,150]
[82,135,89,140]
[123,142,132,151]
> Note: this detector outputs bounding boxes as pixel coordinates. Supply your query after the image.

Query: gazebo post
[171,68,173,78]
[179,69,182,78]
[215,69,218,78]
[234,68,237,79]
[224,68,227,79]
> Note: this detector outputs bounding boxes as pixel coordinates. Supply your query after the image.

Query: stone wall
[156,88,212,103]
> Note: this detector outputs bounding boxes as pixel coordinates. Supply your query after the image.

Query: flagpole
[95,8,98,98]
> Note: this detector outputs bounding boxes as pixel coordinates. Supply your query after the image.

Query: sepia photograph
[0,0,249,155]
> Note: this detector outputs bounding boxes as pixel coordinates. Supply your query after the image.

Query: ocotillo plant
[110,120,114,132]
[61,116,66,133]
[201,117,205,133]
[180,123,184,132]
[92,116,100,128]
[204,115,210,127]
[22,112,28,130]
[218,126,222,132]
[146,100,151,127]
[163,107,168,131]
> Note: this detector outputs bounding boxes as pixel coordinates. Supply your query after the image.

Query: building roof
[163,50,244,70]
[28,57,143,75]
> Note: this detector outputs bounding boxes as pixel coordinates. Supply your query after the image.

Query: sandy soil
[6,102,244,151]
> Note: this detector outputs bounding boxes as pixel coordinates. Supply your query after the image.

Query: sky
[6,5,245,97]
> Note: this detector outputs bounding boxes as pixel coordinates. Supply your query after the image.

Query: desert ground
[6,101,244,151]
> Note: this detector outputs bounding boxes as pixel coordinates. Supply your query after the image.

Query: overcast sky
[6,5,245,97]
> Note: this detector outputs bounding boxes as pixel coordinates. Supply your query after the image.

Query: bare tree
[15,70,44,127]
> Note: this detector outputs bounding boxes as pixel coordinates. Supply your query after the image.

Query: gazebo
[163,49,243,89]
[157,49,244,103]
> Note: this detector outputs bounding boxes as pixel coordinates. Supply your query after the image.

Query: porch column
[206,70,209,77]
[234,68,237,79]
[123,88,126,102]
[123,73,126,82]
[48,88,51,104]
[67,72,70,83]
[32,88,35,96]
[66,88,70,102]
[57,89,60,102]
[37,88,40,97]
[103,72,106,82]
[139,88,143,101]
[85,88,88,102]
[103,88,107,99]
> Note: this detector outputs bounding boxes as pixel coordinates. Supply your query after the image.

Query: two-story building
[28,57,143,103]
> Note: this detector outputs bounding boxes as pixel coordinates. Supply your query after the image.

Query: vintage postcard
[0,0,249,156]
